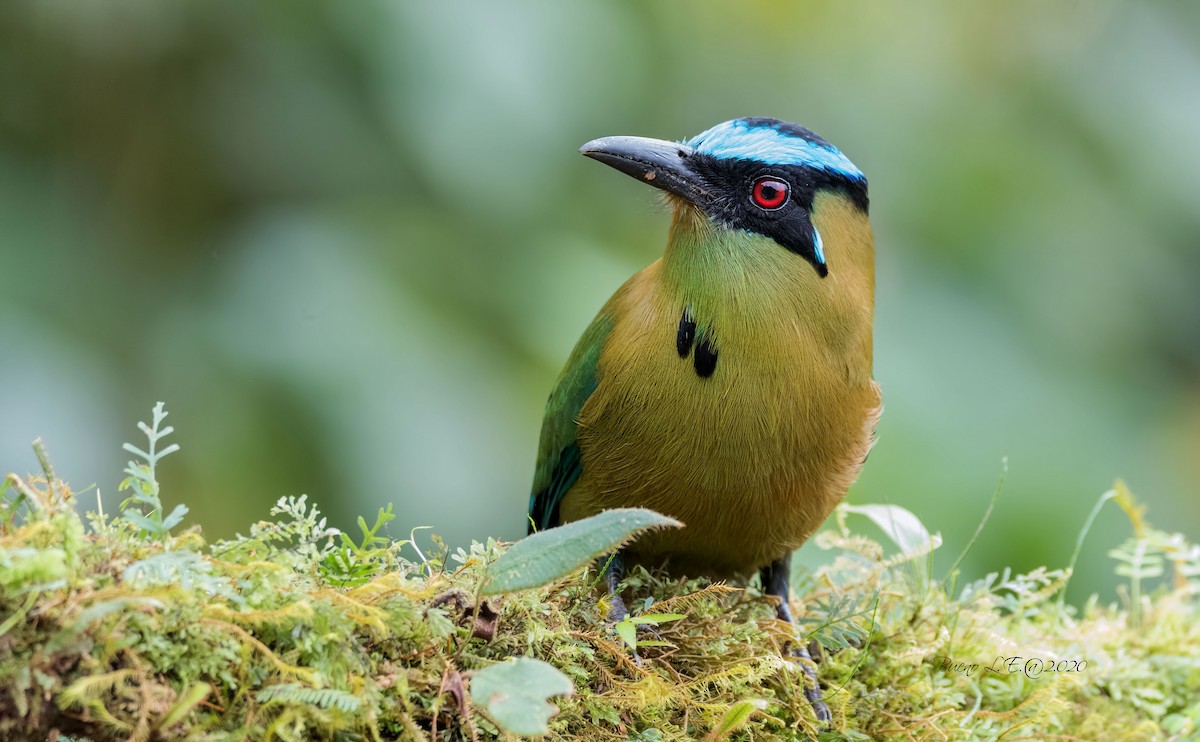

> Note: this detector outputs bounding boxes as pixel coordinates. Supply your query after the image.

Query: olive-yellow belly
[561,263,880,578]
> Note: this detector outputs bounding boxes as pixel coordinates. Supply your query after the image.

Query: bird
[527,117,880,722]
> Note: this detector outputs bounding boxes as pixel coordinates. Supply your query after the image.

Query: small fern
[319,503,402,586]
[122,549,233,599]
[1109,536,1165,627]
[56,669,136,711]
[1144,529,1200,593]
[959,565,1070,618]
[799,591,877,652]
[255,683,363,713]
[118,401,184,542]
[210,494,340,569]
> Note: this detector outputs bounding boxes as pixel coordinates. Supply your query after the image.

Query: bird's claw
[788,643,831,724]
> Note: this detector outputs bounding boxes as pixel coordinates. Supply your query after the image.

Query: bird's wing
[528,312,614,534]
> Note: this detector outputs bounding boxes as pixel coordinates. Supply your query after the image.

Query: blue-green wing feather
[528,312,614,533]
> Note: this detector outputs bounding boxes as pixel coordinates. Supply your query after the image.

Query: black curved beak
[579,136,711,206]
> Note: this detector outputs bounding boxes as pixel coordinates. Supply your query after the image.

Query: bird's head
[580,117,868,278]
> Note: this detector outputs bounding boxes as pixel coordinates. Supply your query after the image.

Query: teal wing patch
[528,312,614,534]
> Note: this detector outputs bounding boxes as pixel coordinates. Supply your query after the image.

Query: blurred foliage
[1,1,1198,602]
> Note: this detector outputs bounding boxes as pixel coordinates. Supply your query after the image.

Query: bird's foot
[605,594,669,671]
[605,594,639,665]
[606,592,630,624]
[788,642,831,724]
[807,639,825,664]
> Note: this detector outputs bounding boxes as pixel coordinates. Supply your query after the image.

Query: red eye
[751,177,789,210]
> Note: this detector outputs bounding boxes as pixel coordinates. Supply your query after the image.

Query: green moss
[1,434,1197,740]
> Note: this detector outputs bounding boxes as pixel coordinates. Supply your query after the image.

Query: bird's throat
[662,203,818,339]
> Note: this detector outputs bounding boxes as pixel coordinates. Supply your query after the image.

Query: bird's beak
[580,136,710,206]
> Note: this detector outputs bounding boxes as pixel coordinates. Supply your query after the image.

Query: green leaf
[123,511,163,535]
[480,508,682,595]
[157,682,211,730]
[841,503,939,556]
[470,657,573,736]
[615,619,637,649]
[122,491,156,507]
[707,699,768,740]
[616,612,687,649]
[631,613,685,625]
[161,504,189,531]
[122,443,152,461]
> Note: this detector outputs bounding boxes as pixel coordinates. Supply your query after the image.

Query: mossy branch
[1,408,1198,740]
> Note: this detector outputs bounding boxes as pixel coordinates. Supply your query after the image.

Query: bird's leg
[602,551,664,650]
[603,551,629,623]
[761,556,832,724]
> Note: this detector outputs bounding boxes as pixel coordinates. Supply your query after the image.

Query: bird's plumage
[529,117,879,580]
[528,313,611,532]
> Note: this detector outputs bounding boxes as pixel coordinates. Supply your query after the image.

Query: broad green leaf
[631,613,685,625]
[470,657,573,736]
[481,508,681,595]
[614,612,685,649]
[707,699,768,740]
[841,504,939,556]
[615,618,638,649]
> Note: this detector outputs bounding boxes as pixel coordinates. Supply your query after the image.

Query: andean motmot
[527,117,880,721]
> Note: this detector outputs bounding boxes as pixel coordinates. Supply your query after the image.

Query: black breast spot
[674,308,718,378]
[694,334,718,378]
[676,311,695,357]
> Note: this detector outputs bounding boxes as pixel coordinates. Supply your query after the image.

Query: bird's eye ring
[751,177,789,210]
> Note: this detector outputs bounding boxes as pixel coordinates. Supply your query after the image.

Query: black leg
[603,551,629,623]
[602,551,665,655]
[760,556,832,724]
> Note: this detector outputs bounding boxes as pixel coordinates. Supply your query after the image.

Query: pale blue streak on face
[812,226,826,265]
[686,120,864,181]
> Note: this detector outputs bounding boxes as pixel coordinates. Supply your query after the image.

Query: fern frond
[57,669,136,710]
[256,683,363,713]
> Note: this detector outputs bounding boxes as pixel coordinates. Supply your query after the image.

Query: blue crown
[686,118,864,181]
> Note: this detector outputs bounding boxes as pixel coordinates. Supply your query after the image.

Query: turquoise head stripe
[686,119,864,181]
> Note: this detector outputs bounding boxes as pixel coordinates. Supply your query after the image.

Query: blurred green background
[2,1,1197,602]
